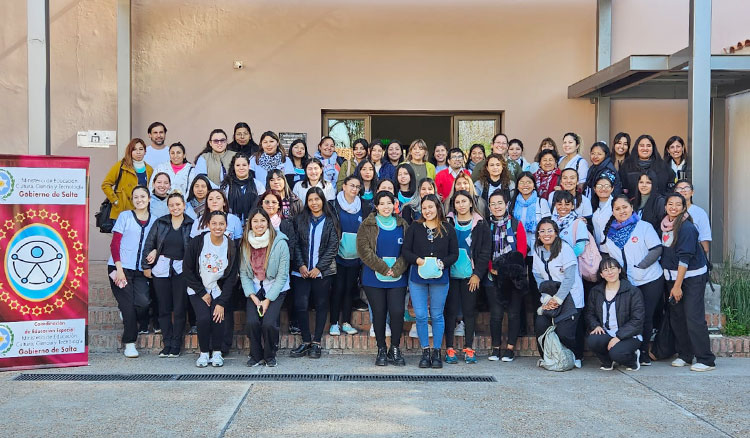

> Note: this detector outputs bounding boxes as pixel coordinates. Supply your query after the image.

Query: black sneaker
[246,357,264,367]
[488,347,501,361]
[221,349,231,357]
[309,343,322,359]
[431,348,443,369]
[289,343,311,358]
[418,348,432,368]
[352,298,369,312]
[188,326,198,335]
[640,351,652,366]
[375,347,388,366]
[501,349,515,362]
[289,324,302,335]
[168,347,181,358]
[138,329,149,335]
[158,348,169,358]
[265,358,277,367]
[388,346,406,366]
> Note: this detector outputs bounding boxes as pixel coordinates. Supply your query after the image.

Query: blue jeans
[409,280,449,348]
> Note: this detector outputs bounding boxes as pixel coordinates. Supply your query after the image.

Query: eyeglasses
[601,267,619,273]
[538,229,556,235]
[262,199,279,205]
[489,202,505,207]
[595,184,612,190]
[675,186,692,192]
[346,184,361,190]
[211,139,227,144]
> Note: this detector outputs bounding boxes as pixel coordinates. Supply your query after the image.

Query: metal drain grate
[14,373,496,383]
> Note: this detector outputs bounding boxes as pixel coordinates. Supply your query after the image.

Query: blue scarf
[513,191,538,233]
[607,213,639,249]
[376,214,396,230]
[315,151,339,185]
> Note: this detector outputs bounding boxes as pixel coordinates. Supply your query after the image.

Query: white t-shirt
[688,204,712,242]
[190,213,244,241]
[293,180,336,203]
[145,145,170,168]
[187,233,229,298]
[592,197,613,246]
[532,244,584,308]
[600,220,662,286]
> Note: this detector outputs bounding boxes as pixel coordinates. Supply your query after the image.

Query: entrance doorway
[322,111,502,160]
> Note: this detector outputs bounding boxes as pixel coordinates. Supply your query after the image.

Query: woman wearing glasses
[194,129,236,188]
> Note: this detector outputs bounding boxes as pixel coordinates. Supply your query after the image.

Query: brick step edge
[87,332,750,358]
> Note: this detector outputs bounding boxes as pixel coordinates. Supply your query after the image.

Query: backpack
[537,324,575,372]
[573,219,602,282]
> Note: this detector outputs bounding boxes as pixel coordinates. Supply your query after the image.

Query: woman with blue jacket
[240,208,290,368]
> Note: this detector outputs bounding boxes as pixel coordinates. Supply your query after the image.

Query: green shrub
[719,258,750,336]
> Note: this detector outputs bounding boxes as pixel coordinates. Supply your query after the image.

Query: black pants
[246,292,286,362]
[638,277,665,354]
[189,294,226,353]
[152,273,187,350]
[140,278,159,331]
[221,288,237,353]
[108,266,150,344]
[587,333,641,367]
[534,314,577,357]
[364,286,406,349]
[520,256,539,335]
[293,276,332,343]
[485,282,524,347]
[330,263,359,325]
[669,275,716,366]
[445,279,478,349]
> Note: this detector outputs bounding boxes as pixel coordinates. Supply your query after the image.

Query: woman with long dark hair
[227,122,259,156]
[611,132,631,171]
[558,132,588,189]
[184,211,240,367]
[141,192,194,358]
[289,187,339,359]
[585,141,621,198]
[357,191,410,366]
[288,139,311,187]
[591,174,615,245]
[190,188,244,241]
[266,169,303,220]
[149,142,195,196]
[664,136,689,192]
[475,153,514,218]
[619,134,669,196]
[431,141,449,174]
[402,178,437,225]
[395,163,418,208]
[194,129,236,188]
[369,140,396,182]
[107,185,155,358]
[633,171,666,232]
[658,193,715,371]
[240,208,290,367]
[186,175,211,218]
[249,131,295,188]
[293,158,336,203]
[354,159,379,205]
[221,153,261,223]
[402,194,459,369]
[336,138,369,191]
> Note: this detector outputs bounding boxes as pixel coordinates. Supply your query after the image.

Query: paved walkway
[1,353,748,438]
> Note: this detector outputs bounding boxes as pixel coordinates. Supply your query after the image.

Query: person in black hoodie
[586,257,645,371]
[227,122,259,156]
[220,152,259,224]
[141,193,194,358]
[619,134,670,197]
[289,187,340,359]
[183,211,240,368]
[659,193,716,371]
[444,191,491,364]
[632,171,666,232]
[584,141,622,198]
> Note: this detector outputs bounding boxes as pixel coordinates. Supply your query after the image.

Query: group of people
[101,122,716,372]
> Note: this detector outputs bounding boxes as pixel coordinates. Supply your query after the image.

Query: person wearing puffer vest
[240,208,290,368]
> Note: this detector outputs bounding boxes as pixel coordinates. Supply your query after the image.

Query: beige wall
[1,0,749,260]
[727,91,750,263]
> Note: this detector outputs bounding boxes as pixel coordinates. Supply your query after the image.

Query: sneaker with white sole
[123,343,139,358]
[369,325,375,338]
[341,323,358,335]
[196,352,209,367]
[626,350,641,371]
[488,347,501,361]
[385,324,391,337]
[211,352,224,367]
[671,358,689,367]
[600,361,614,371]
[329,323,341,336]
[574,359,582,369]
[501,349,515,362]
[690,363,716,372]
[453,321,465,336]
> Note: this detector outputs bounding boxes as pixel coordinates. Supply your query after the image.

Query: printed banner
[0,155,89,371]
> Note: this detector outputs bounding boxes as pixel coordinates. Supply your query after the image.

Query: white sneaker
[329,323,341,336]
[341,323,358,335]
[196,352,209,367]
[385,324,391,337]
[671,358,689,367]
[690,363,716,372]
[626,350,641,371]
[123,343,139,358]
[409,323,418,338]
[211,352,224,367]
[454,321,465,336]
[574,359,582,369]
[369,325,375,338]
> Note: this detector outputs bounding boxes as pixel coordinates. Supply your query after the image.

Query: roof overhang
[568,47,750,99]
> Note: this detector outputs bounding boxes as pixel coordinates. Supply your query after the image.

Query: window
[454,115,501,156]
[322,114,371,161]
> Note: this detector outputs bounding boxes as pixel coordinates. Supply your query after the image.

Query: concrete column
[710,97,726,262]
[688,0,712,211]
[27,0,51,155]
[595,0,612,143]
[117,0,131,158]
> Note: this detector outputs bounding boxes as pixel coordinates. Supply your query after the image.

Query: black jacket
[637,194,665,232]
[183,232,239,306]
[659,219,706,273]
[141,214,195,269]
[292,213,339,277]
[619,159,670,197]
[447,215,492,279]
[585,278,645,340]
[278,218,296,268]
[402,221,459,269]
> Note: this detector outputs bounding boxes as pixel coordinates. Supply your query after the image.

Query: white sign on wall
[0,167,87,205]
[77,130,116,148]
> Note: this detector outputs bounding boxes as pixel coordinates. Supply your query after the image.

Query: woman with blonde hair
[406,139,436,182]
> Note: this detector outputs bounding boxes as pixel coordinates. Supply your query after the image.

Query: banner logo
[0,169,14,200]
[0,324,13,355]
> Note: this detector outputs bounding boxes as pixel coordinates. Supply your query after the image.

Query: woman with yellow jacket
[102,138,154,221]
